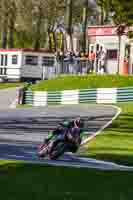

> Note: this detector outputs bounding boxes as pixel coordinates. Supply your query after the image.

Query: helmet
[74,118,82,128]
[62,121,70,127]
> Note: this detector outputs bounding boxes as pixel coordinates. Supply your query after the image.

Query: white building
[0,49,55,81]
[87,25,133,74]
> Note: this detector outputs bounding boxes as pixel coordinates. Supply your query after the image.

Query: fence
[56,58,91,74]
[42,58,91,80]
[23,87,133,107]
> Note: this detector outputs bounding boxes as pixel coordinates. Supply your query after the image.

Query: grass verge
[0,161,133,200]
[81,103,133,166]
[0,82,23,89]
[31,75,133,91]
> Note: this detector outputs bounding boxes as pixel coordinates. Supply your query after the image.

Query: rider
[66,118,84,153]
[42,118,84,153]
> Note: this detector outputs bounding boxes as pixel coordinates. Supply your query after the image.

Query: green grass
[0,82,23,89]
[0,161,133,200]
[31,75,133,91]
[81,103,133,166]
[17,104,32,108]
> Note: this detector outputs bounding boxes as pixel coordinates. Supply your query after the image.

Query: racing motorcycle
[37,131,72,160]
[37,130,83,160]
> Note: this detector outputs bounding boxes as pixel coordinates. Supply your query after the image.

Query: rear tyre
[49,142,67,160]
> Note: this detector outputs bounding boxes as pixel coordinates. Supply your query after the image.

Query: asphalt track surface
[0,104,132,171]
[0,87,17,109]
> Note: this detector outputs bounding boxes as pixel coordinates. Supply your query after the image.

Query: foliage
[0,0,66,49]
[97,0,133,26]
[0,0,95,49]
[111,0,133,26]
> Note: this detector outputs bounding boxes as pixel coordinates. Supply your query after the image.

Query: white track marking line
[81,105,121,145]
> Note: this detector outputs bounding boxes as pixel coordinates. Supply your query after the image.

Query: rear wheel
[49,142,67,160]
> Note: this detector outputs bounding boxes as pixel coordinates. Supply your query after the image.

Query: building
[0,49,55,82]
[87,25,133,74]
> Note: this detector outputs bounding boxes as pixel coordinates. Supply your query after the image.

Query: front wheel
[38,144,48,158]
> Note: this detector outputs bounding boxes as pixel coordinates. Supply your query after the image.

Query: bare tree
[8,0,17,48]
[0,0,96,50]
[0,0,10,48]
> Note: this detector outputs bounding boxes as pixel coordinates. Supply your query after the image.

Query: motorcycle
[37,129,83,160]
[37,131,70,160]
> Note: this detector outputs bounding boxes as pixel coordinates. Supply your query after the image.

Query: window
[25,56,38,65]
[0,68,2,75]
[12,55,18,64]
[1,55,4,66]
[107,49,118,60]
[4,68,7,75]
[96,44,100,51]
[0,68,7,75]
[5,55,8,66]
[42,56,55,66]
[0,55,8,66]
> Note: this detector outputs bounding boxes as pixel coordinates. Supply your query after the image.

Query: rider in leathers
[43,118,84,154]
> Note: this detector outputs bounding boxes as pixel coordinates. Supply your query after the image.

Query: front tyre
[38,144,48,158]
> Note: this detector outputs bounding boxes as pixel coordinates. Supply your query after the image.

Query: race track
[0,104,130,171]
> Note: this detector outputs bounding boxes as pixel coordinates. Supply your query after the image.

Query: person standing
[99,49,106,73]
[89,50,96,72]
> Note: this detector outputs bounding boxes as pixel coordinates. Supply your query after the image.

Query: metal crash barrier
[22,87,133,106]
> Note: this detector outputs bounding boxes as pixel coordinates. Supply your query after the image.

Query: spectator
[55,51,60,74]
[99,49,106,73]
[79,52,85,74]
[74,52,80,74]
[68,52,74,74]
[89,50,96,72]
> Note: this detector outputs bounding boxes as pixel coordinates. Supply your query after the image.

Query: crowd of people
[55,48,107,75]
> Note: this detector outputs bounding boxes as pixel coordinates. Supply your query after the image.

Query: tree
[46,0,65,51]
[64,0,73,51]
[111,0,133,26]
[82,0,89,53]
[8,0,17,48]
[15,0,34,48]
[0,0,10,48]
[32,1,45,50]
[0,0,97,50]
[97,0,133,26]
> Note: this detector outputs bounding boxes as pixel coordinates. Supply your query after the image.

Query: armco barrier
[23,87,133,106]
[25,90,33,105]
